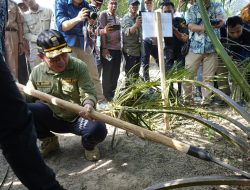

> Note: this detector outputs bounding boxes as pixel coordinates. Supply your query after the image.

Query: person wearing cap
[55,0,109,108]
[22,0,53,69]
[26,29,107,161]
[4,0,24,81]
[0,1,64,189]
[141,0,159,82]
[122,0,143,84]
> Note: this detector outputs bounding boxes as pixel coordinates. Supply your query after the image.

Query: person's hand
[199,24,205,33]
[77,8,90,22]
[101,48,110,58]
[134,16,142,28]
[18,43,24,55]
[103,23,113,34]
[181,33,189,42]
[79,103,94,121]
[88,18,95,26]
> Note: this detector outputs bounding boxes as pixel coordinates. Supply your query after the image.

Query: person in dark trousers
[26,29,107,161]
[99,0,122,101]
[161,1,189,96]
[0,1,64,189]
[141,0,158,82]
[122,0,143,84]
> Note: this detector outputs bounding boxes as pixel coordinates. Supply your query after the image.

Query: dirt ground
[1,107,250,190]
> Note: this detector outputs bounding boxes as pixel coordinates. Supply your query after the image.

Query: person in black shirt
[0,1,64,189]
[161,1,189,96]
[221,16,250,62]
[217,16,250,102]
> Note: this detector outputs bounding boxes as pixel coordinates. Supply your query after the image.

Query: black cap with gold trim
[37,29,72,58]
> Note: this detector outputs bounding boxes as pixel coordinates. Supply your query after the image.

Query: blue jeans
[28,102,107,151]
[0,55,64,190]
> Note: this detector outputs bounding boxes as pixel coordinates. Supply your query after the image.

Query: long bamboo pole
[17,83,250,178]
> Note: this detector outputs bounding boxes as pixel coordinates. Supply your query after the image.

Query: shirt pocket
[61,80,78,98]
[26,18,37,31]
[40,13,51,30]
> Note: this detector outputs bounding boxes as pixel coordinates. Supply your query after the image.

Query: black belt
[5,28,17,32]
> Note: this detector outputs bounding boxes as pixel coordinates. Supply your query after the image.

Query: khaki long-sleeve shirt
[26,56,97,122]
[6,0,24,44]
[23,6,53,49]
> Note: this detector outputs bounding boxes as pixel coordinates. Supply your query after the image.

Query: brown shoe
[40,136,60,157]
[84,147,100,161]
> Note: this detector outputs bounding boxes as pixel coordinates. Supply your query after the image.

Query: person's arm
[129,16,141,34]
[188,23,205,33]
[186,4,205,33]
[78,61,97,106]
[122,15,140,36]
[214,3,225,29]
[55,1,89,32]
[77,61,97,120]
[99,12,110,57]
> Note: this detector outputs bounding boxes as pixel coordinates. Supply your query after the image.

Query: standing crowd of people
[1,0,250,189]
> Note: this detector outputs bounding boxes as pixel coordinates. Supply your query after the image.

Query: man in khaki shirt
[27,29,107,161]
[5,0,24,81]
[22,0,53,69]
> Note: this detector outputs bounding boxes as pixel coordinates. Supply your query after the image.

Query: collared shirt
[23,5,53,48]
[0,0,7,55]
[27,56,97,122]
[186,2,225,54]
[122,12,142,56]
[99,10,121,50]
[55,0,90,48]
[6,0,24,44]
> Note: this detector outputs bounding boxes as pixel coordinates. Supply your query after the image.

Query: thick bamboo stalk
[17,83,188,153]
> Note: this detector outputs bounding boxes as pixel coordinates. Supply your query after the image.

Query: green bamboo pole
[196,0,250,100]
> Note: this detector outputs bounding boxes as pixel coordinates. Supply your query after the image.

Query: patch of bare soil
[1,107,250,190]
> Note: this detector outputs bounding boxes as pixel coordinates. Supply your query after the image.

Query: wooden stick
[155,12,170,130]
